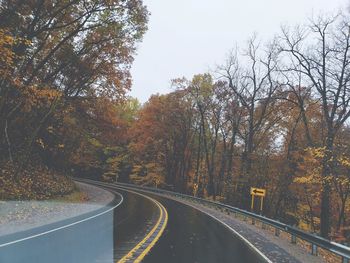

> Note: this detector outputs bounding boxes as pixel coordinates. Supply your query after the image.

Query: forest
[1,0,350,241]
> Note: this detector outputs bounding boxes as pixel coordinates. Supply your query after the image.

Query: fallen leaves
[0,161,75,201]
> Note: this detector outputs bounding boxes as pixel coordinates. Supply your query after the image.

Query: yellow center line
[134,200,168,263]
[117,191,168,263]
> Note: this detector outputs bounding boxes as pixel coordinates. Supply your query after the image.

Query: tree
[0,0,149,167]
[218,37,281,207]
[280,12,350,237]
[130,92,194,190]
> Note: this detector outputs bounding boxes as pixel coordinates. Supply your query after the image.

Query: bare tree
[217,37,281,207]
[280,12,350,237]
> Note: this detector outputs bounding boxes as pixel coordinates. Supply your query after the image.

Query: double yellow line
[117,193,168,263]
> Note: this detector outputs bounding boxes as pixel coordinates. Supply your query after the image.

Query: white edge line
[114,184,273,263]
[191,205,273,263]
[0,189,123,248]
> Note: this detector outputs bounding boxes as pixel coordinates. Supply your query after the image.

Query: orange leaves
[0,29,17,78]
[128,91,195,188]
[27,86,62,102]
[0,0,149,200]
[20,86,62,112]
[0,29,30,80]
[0,162,75,200]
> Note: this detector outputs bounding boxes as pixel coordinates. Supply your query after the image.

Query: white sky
[129,0,348,102]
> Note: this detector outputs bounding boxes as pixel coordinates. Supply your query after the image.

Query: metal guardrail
[113,181,350,263]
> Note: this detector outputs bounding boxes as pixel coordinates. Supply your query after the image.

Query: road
[0,188,123,263]
[104,182,264,263]
[142,194,261,263]
[0,180,265,263]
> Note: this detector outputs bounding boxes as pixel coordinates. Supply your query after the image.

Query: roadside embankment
[0,181,114,236]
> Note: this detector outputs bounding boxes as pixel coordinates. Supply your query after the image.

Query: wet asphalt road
[112,186,263,263]
[0,181,263,263]
[112,188,159,261]
[0,191,121,263]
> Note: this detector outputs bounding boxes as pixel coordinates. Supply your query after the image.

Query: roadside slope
[0,182,114,236]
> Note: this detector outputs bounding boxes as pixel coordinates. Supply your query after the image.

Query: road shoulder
[0,182,115,237]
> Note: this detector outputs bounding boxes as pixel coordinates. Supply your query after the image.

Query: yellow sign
[250,187,266,214]
[250,187,266,197]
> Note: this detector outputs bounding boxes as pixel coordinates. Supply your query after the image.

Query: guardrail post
[291,234,296,244]
[311,243,318,256]
[275,228,280,236]
[251,218,255,225]
[342,257,349,263]
[262,223,266,230]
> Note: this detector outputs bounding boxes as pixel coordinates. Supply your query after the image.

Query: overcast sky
[129,0,348,102]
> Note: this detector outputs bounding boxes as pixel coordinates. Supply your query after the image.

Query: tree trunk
[320,134,334,238]
[337,196,347,231]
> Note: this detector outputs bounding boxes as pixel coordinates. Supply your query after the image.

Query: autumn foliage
[126,13,350,241]
[0,1,148,199]
[1,0,350,243]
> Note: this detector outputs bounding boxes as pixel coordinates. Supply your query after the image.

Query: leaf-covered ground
[0,182,114,236]
[0,162,75,200]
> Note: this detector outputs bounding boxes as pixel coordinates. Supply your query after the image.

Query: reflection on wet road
[114,188,262,263]
[143,195,261,263]
[0,180,264,263]
[112,188,159,261]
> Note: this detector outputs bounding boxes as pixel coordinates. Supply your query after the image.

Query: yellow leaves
[294,147,325,185]
[0,29,16,77]
[23,39,32,46]
[295,146,350,189]
[334,176,350,187]
[1,34,14,45]
[294,175,315,184]
[0,29,30,79]
[339,156,350,168]
[47,126,54,133]
[304,147,325,159]
[88,138,103,147]
[22,86,62,112]
[27,86,62,101]
[36,138,45,149]
[193,183,199,196]
[129,162,165,187]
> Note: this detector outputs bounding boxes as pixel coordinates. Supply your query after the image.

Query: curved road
[103,182,264,263]
[0,180,265,263]
[0,188,123,263]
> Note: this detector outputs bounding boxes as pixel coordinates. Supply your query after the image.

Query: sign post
[250,187,266,214]
[260,196,264,213]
